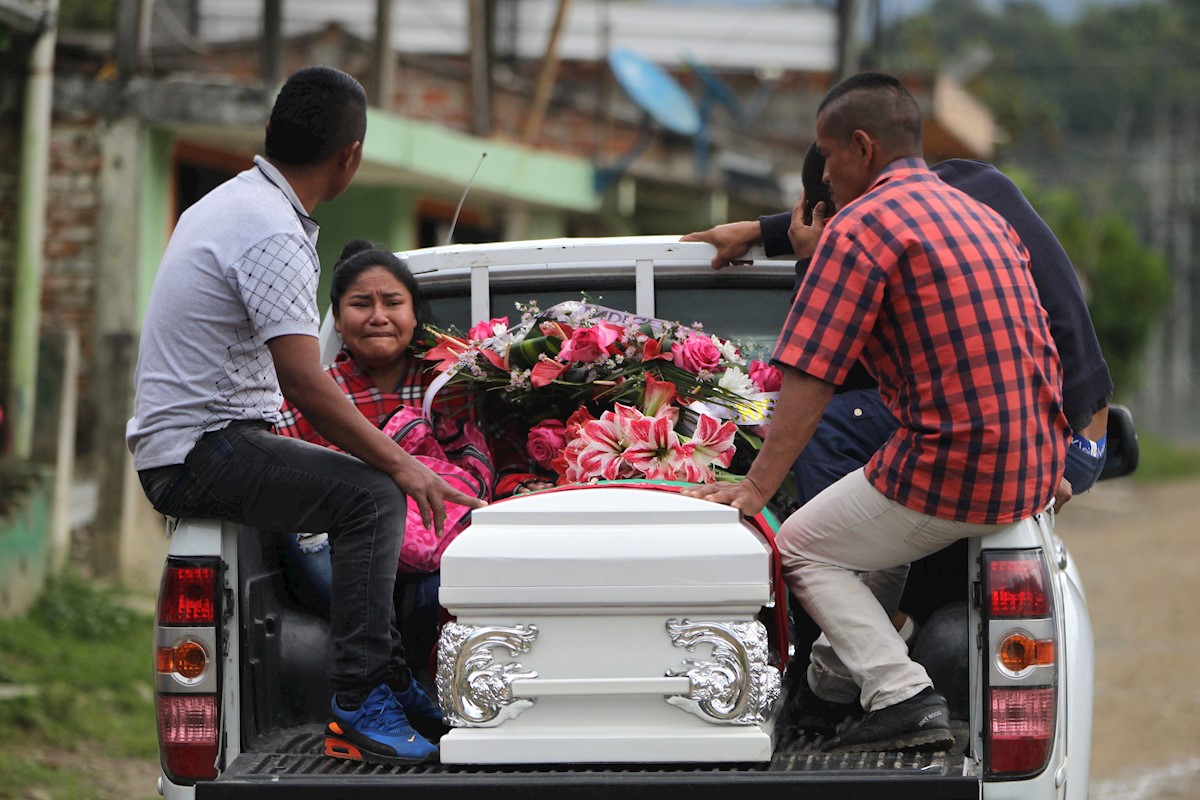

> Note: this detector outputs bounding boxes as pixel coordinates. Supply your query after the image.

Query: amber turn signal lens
[157,640,209,680]
[998,632,1055,673]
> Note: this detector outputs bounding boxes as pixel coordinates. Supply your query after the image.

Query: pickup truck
[150,236,1138,800]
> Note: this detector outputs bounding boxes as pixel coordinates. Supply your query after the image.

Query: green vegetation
[0,574,158,800]
[1131,434,1200,483]
[58,0,114,32]
[870,0,1194,397]
[1009,175,1173,394]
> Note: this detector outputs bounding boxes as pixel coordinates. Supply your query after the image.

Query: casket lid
[440,486,771,604]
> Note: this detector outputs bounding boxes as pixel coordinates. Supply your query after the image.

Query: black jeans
[140,421,408,699]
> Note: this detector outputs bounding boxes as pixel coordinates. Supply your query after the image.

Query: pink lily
[623,414,691,480]
[576,407,637,480]
[422,332,472,372]
[641,337,674,363]
[530,358,568,388]
[639,373,679,421]
[688,412,738,470]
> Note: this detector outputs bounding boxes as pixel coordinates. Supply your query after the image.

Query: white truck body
[151,237,1111,800]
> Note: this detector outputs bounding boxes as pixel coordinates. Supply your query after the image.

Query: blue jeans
[283,532,443,680]
[793,388,1100,497]
[139,421,409,701]
[1063,433,1106,494]
[791,388,898,505]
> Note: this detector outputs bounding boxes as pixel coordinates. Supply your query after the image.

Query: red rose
[749,360,783,392]
[527,419,569,470]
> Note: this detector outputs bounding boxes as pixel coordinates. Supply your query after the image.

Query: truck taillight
[982,550,1057,780]
[157,694,219,780]
[988,687,1055,775]
[160,565,218,624]
[987,556,1048,617]
[156,557,222,785]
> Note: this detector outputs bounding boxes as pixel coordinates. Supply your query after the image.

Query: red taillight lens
[158,693,219,782]
[988,554,1048,617]
[987,687,1055,777]
[156,556,221,783]
[159,565,217,625]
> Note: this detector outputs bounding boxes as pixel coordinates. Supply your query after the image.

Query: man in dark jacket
[684,155,1112,504]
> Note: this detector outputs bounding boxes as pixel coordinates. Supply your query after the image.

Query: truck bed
[221,528,978,800]
[201,719,977,800]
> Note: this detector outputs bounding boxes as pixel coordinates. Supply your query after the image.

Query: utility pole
[521,0,572,145]
[836,0,862,81]
[370,0,395,107]
[262,0,283,87]
[7,0,60,458]
[114,0,143,80]
[468,0,493,137]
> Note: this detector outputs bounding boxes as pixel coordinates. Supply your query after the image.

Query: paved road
[1055,476,1200,800]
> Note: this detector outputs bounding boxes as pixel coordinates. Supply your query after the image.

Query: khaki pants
[777,468,1003,712]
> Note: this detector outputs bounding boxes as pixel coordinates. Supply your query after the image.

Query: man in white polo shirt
[127,66,483,766]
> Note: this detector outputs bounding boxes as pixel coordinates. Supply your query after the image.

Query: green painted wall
[363,113,600,214]
[138,127,174,323]
[134,109,600,322]
[0,464,53,619]
[312,186,419,315]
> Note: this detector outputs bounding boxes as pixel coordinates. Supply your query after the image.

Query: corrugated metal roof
[194,0,838,73]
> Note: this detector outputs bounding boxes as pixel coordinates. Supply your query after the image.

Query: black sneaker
[822,687,954,753]
[793,685,859,737]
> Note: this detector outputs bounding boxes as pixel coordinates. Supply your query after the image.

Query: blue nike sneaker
[392,673,452,742]
[324,684,438,765]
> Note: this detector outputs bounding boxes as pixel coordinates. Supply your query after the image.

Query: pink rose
[527,419,569,470]
[558,325,620,363]
[673,334,721,374]
[469,317,509,341]
[748,360,782,392]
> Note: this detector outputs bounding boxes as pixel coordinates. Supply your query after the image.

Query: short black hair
[330,239,428,334]
[265,66,368,165]
[801,140,833,222]
[817,71,922,155]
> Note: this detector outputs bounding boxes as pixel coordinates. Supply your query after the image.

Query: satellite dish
[684,55,746,124]
[597,48,702,190]
[608,48,702,136]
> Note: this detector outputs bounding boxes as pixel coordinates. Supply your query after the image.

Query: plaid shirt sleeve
[772,228,885,384]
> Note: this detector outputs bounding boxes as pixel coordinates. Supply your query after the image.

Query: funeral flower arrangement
[418,300,782,485]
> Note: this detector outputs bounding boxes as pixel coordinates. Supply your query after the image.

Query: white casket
[435,485,781,765]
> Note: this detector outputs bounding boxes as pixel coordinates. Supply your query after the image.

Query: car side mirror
[1098,403,1138,481]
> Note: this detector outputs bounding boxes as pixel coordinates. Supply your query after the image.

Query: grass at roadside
[1131,433,1200,483]
[0,574,158,800]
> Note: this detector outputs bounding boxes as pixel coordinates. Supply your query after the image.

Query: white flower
[712,335,743,365]
[717,366,758,397]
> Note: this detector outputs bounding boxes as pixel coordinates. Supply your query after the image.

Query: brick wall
[44,115,103,341]
[0,108,104,463]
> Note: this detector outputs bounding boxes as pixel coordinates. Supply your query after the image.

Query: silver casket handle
[437,618,780,727]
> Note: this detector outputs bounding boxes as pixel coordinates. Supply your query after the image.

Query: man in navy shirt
[685,152,1112,504]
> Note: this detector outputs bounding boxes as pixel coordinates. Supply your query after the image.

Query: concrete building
[0,0,996,593]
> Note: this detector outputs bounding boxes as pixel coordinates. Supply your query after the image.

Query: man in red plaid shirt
[685,72,1070,753]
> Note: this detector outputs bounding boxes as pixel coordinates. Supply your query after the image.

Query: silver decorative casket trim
[436,622,540,727]
[664,618,781,725]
